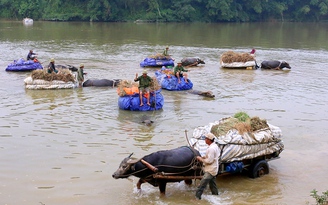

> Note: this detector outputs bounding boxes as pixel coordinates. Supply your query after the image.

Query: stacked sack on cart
[189,112,284,162]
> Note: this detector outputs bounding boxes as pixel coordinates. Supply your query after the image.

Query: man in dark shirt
[162,46,174,60]
[27,50,37,60]
[77,63,87,87]
[47,58,58,73]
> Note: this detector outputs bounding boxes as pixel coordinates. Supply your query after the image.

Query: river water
[0,21,328,205]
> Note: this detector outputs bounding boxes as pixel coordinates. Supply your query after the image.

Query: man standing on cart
[195,133,220,200]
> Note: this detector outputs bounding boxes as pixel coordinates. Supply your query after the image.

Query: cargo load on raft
[6,58,43,72]
[140,53,175,68]
[116,79,164,111]
[155,67,193,91]
[24,69,78,89]
[220,51,258,70]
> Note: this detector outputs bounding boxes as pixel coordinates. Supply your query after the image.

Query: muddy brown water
[0,21,328,205]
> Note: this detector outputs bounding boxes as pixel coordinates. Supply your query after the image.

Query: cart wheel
[184,179,192,185]
[249,160,269,178]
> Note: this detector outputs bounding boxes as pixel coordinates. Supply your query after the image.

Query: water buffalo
[141,115,154,126]
[261,61,291,70]
[83,79,121,87]
[55,64,78,72]
[112,146,203,195]
[188,90,215,98]
[181,57,205,67]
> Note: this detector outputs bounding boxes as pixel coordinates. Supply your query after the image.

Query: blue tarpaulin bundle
[155,70,193,91]
[140,57,175,67]
[118,89,164,111]
[6,58,43,71]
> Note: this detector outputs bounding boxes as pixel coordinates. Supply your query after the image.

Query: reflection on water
[0,21,328,205]
[117,109,167,151]
[25,89,75,102]
[217,172,282,203]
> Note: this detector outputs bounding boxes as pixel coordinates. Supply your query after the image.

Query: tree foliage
[0,0,327,22]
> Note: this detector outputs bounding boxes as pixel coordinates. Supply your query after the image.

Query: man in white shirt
[195,133,219,200]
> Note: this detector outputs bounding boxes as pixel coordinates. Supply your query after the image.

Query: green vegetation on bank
[309,189,328,205]
[1,0,328,22]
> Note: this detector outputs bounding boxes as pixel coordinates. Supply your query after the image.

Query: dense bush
[1,0,328,22]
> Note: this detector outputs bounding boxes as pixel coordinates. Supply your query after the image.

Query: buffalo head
[141,115,154,126]
[280,61,291,69]
[201,91,215,98]
[113,79,122,86]
[142,119,154,126]
[197,58,205,64]
[112,153,139,179]
[67,65,78,72]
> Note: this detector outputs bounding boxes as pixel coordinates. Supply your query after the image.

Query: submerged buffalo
[261,61,291,70]
[83,79,121,87]
[112,146,202,195]
[140,115,154,126]
[188,90,215,98]
[55,64,78,72]
[181,57,205,67]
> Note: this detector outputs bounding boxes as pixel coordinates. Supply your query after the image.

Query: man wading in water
[195,133,219,200]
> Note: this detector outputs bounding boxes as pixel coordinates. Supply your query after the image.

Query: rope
[185,131,201,157]
[276,61,282,70]
[148,157,201,177]
[152,90,157,110]
[117,166,150,178]
[112,79,115,88]
[185,130,192,147]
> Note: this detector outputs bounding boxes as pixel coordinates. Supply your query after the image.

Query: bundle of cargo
[220,51,258,70]
[116,78,164,111]
[140,53,175,67]
[6,58,43,72]
[188,112,284,178]
[155,67,193,91]
[24,69,77,89]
